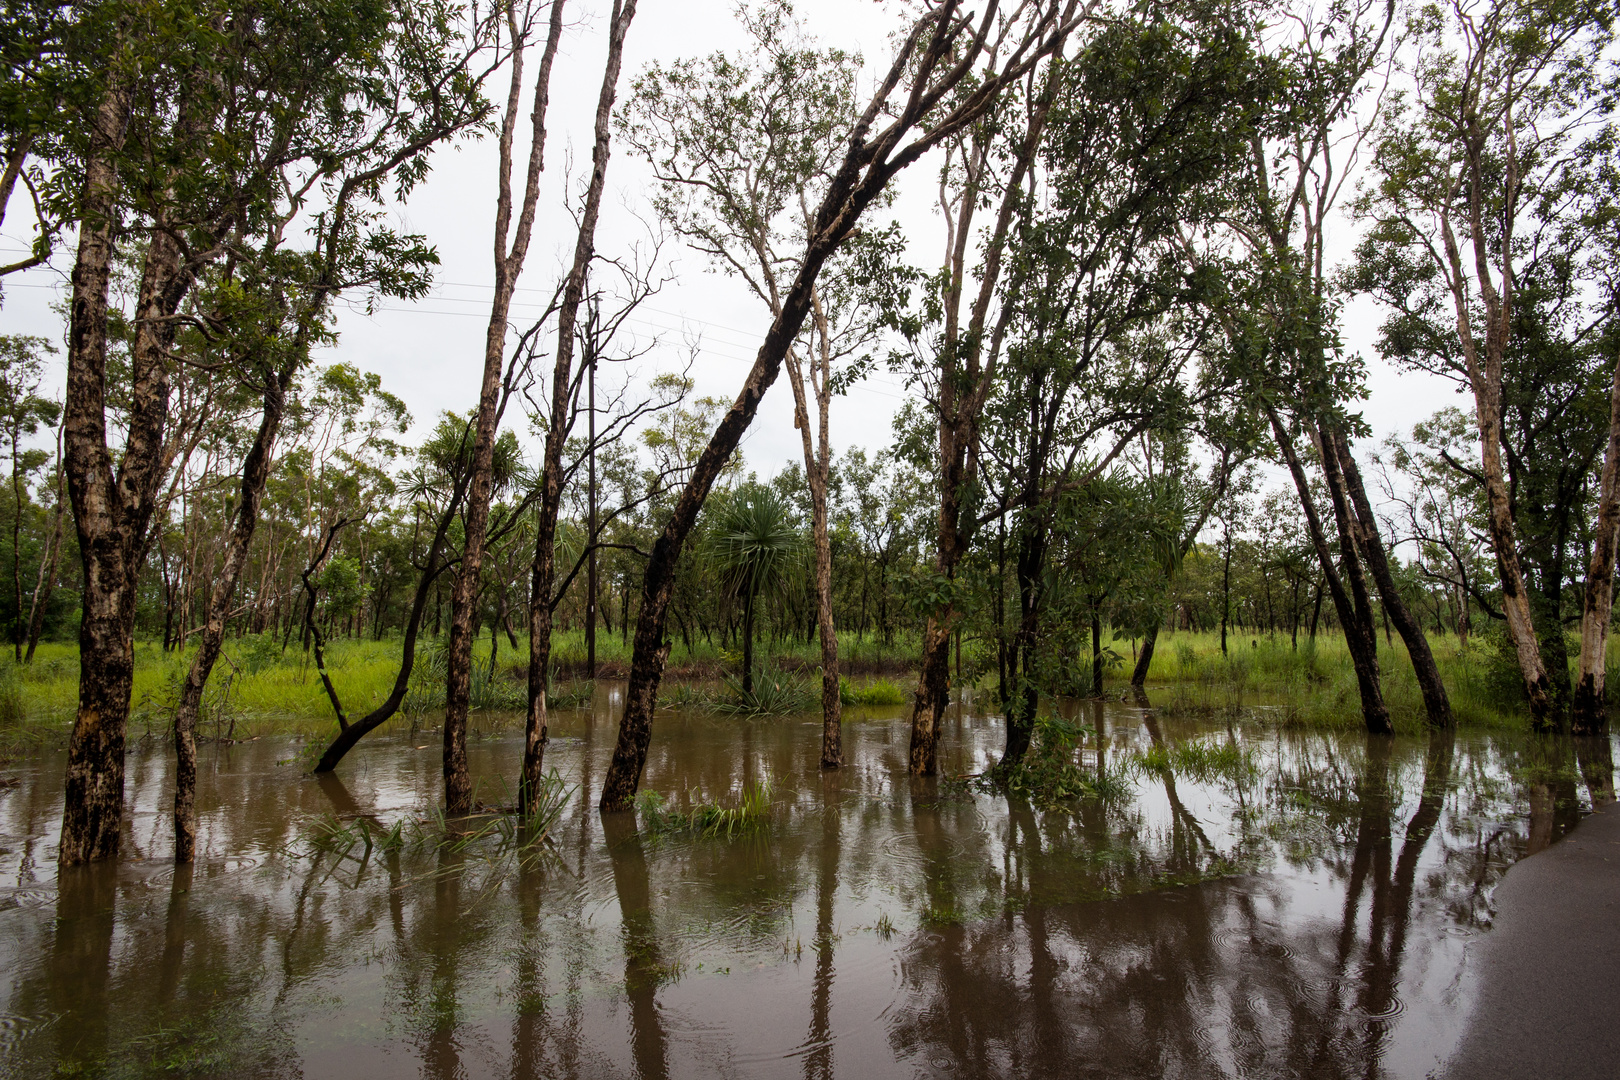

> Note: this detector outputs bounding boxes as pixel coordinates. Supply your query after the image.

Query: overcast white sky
[0,0,1466,494]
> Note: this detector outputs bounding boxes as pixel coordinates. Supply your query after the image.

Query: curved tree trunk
[1267,405,1391,734]
[313,472,466,773]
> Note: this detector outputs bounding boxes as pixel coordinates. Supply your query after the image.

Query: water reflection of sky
[0,690,1612,1079]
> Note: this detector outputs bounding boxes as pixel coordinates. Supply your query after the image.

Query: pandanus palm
[709,486,804,695]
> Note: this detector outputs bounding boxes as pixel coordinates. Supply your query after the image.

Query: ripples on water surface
[0,687,1613,1079]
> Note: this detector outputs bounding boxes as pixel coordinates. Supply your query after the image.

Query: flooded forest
[2,0,1619,1076]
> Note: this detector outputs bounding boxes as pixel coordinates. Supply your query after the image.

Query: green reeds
[712,665,816,716]
[635,779,773,839]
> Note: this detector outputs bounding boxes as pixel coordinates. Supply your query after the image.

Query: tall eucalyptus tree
[619,1,876,766]
[55,0,487,864]
[599,0,1089,809]
[1354,0,1615,724]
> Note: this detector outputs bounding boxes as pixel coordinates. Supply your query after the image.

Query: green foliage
[983,714,1126,808]
[1131,738,1257,785]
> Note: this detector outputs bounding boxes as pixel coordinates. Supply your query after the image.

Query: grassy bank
[0,630,928,751]
[1127,628,1549,733]
[0,624,1575,752]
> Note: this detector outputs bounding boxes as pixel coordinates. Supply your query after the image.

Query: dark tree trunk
[61,73,195,864]
[313,472,467,773]
[1220,524,1232,657]
[442,0,568,817]
[1091,607,1104,697]
[1000,525,1044,768]
[1131,623,1159,688]
[1266,405,1391,734]
[520,0,635,816]
[741,591,755,696]
[1329,427,1453,728]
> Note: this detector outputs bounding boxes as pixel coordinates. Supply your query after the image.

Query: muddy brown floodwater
[0,687,1614,1079]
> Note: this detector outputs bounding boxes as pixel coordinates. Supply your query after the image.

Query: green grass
[546,626,924,677]
[635,779,773,839]
[1130,736,1258,784]
[1123,628,1553,733]
[841,676,909,706]
[0,621,1584,753]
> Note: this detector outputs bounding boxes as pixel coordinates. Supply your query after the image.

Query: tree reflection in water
[0,700,1610,1079]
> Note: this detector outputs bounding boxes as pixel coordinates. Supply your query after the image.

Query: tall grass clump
[712,663,816,716]
[841,676,908,707]
[1131,737,1257,784]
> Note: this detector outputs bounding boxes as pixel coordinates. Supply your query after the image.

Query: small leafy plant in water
[636,779,773,838]
[980,713,1129,808]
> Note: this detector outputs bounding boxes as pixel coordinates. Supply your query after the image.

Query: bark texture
[1573,351,1620,733]
[59,75,142,865]
[520,0,636,815]
[445,1,567,816]
[784,292,842,768]
[1437,176,1553,721]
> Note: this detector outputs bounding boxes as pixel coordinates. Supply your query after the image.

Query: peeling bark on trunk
[60,72,188,865]
[1437,192,1553,721]
[1574,350,1620,734]
[784,290,841,768]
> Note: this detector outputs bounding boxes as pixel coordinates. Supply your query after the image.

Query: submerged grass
[1130,737,1258,785]
[711,666,817,716]
[635,779,774,839]
[1132,629,1551,732]
[295,769,576,895]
